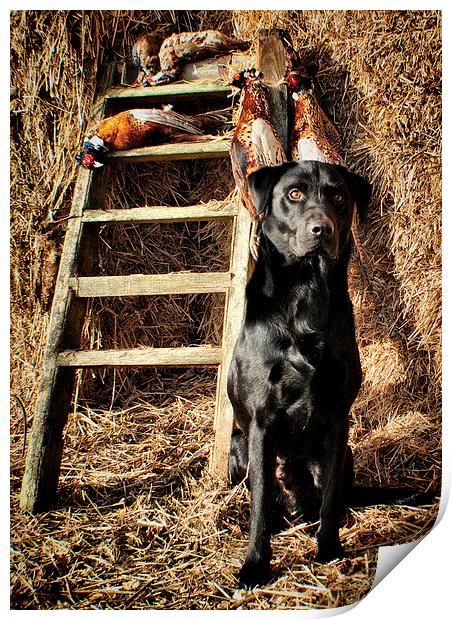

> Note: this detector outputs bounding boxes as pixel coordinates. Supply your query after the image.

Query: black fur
[227,161,432,589]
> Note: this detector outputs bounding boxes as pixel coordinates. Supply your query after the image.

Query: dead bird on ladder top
[135,29,250,87]
[77,107,229,169]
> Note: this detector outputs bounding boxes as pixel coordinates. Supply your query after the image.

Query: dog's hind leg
[229,428,249,487]
[315,424,349,563]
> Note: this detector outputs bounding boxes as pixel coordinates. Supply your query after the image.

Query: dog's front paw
[238,557,270,589]
[315,539,344,563]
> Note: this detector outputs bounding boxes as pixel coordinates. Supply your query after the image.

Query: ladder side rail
[20,64,116,513]
[210,205,252,476]
[209,31,290,478]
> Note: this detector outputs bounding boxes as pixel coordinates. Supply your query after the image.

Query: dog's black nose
[310,221,334,238]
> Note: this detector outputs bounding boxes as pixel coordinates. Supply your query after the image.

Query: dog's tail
[345,485,436,509]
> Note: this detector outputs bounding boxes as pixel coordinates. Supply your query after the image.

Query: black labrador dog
[227,160,430,589]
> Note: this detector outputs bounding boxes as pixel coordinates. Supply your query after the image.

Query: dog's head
[248,161,371,264]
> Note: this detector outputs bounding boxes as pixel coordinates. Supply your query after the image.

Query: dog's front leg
[316,423,348,563]
[239,418,275,588]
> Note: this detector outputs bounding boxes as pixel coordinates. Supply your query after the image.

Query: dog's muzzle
[290,214,338,260]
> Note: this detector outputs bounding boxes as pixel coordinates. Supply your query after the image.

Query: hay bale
[11,10,440,610]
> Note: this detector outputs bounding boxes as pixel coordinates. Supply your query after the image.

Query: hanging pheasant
[230,68,287,258]
[280,67,370,278]
[280,70,343,164]
[78,107,227,169]
[140,30,250,86]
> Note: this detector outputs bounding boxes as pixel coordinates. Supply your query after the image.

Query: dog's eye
[288,188,304,201]
[333,192,345,205]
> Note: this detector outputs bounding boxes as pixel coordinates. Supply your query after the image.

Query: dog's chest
[274,317,351,429]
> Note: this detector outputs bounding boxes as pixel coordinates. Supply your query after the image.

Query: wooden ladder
[20,35,287,514]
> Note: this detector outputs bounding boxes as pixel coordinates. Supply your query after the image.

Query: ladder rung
[82,203,238,224]
[105,82,232,103]
[68,272,231,298]
[106,139,230,163]
[57,346,223,367]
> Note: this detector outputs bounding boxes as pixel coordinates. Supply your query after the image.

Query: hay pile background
[10,10,441,609]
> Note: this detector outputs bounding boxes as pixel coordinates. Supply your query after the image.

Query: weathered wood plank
[20,167,94,513]
[82,202,238,224]
[107,81,231,103]
[68,271,231,298]
[210,204,252,477]
[256,31,287,85]
[57,346,223,368]
[19,63,116,514]
[256,30,289,154]
[106,139,230,163]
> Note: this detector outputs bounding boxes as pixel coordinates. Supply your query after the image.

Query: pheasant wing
[129,109,203,135]
[321,111,344,161]
[230,139,249,184]
[251,118,287,167]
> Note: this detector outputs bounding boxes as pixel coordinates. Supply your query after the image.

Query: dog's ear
[248,162,294,217]
[340,167,372,221]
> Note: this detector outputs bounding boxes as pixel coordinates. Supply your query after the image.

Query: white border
[4,3,448,617]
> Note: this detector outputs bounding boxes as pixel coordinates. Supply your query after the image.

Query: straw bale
[11,10,440,610]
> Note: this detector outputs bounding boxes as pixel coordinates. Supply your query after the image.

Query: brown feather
[231,71,287,221]
[87,108,205,151]
[132,33,161,82]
